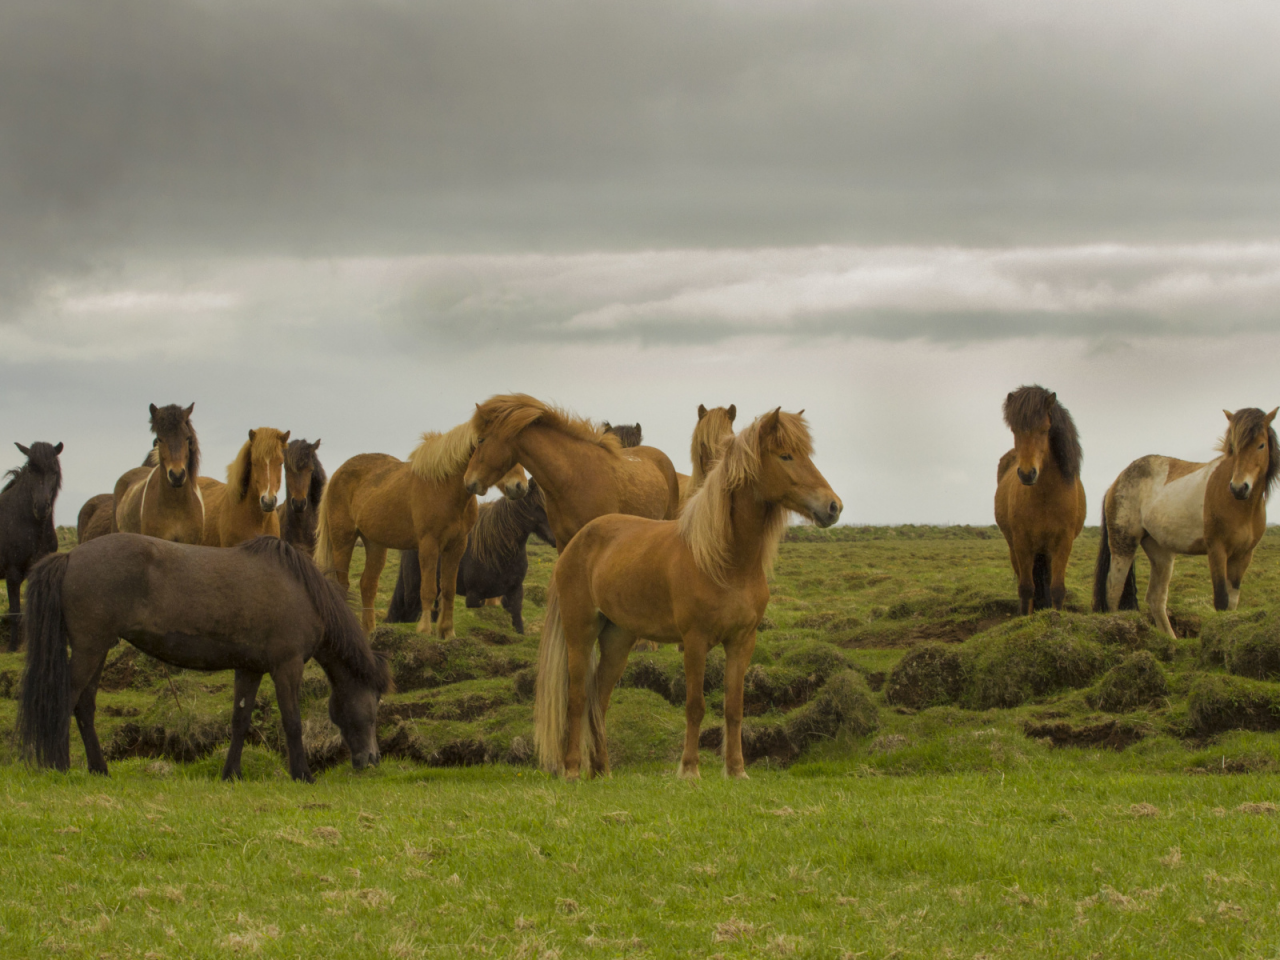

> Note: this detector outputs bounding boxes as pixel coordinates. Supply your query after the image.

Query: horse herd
[1,387,1271,783]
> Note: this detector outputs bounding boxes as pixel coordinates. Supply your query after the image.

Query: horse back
[619,446,681,520]
[77,494,115,544]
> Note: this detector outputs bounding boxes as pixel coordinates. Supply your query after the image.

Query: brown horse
[198,428,289,547]
[534,409,842,781]
[76,494,115,544]
[994,386,1086,615]
[278,438,326,555]
[314,422,528,637]
[678,403,737,506]
[113,403,205,544]
[1094,407,1279,638]
[463,394,680,552]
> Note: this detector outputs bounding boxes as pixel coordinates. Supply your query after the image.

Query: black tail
[1092,502,1137,612]
[1032,553,1051,610]
[19,552,73,770]
[386,549,422,623]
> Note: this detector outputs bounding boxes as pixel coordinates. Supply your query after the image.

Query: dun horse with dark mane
[112,403,204,544]
[535,409,841,780]
[1094,407,1278,638]
[994,386,1086,614]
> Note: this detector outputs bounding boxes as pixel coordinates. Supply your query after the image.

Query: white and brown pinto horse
[1094,407,1279,638]
[534,409,841,781]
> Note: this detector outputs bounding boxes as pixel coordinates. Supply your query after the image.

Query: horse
[76,493,115,544]
[0,442,63,650]
[386,478,556,633]
[314,422,529,637]
[535,409,841,781]
[463,394,680,552]
[19,534,390,782]
[679,403,737,506]
[1094,407,1279,638]
[113,403,204,544]
[278,438,326,555]
[198,428,289,547]
[602,422,643,447]
[993,386,1087,615]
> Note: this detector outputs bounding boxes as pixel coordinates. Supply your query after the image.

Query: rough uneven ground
[4,526,1280,957]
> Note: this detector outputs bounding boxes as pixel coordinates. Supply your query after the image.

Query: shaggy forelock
[1221,408,1280,496]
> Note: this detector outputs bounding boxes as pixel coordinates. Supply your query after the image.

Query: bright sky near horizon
[4,1,1280,525]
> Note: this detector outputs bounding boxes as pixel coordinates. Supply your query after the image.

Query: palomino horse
[19,535,390,782]
[994,386,1087,614]
[1094,407,1279,638]
[0,441,63,649]
[679,403,737,506]
[278,438,326,555]
[114,403,205,544]
[314,422,528,637]
[463,394,680,551]
[535,409,841,780]
[198,428,290,547]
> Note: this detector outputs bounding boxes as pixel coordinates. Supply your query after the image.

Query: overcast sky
[4,0,1280,525]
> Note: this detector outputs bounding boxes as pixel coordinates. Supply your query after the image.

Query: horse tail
[534,581,602,774]
[1032,554,1051,610]
[19,552,73,770]
[386,550,422,623]
[1092,501,1138,612]
[313,485,335,574]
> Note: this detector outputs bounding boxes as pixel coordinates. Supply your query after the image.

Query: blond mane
[689,405,736,490]
[678,410,812,585]
[471,394,621,454]
[226,427,289,501]
[409,421,478,483]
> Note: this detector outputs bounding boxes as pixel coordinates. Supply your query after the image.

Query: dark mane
[1003,385,1082,482]
[470,480,548,565]
[602,422,643,448]
[237,537,391,692]
[3,443,63,495]
[1221,408,1280,497]
[149,403,200,477]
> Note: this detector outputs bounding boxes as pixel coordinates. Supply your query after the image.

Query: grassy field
[4,526,1280,957]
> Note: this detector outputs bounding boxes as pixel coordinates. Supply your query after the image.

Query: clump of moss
[962,613,1115,710]
[1187,673,1280,735]
[884,644,965,709]
[369,625,532,692]
[1094,651,1169,713]
[1198,610,1268,668]
[783,670,878,747]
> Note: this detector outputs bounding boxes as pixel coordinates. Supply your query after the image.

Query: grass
[5,525,1280,955]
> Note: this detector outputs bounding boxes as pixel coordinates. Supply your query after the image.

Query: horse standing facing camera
[0,441,63,650]
[994,386,1087,615]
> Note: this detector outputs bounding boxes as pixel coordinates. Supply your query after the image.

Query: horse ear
[697,404,708,420]
[183,403,195,417]
[149,403,159,418]
[1267,409,1279,425]
[1224,409,1235,423]
[1047,392,1057,407]
[14,443,29,456]
[797,409,805,417]
[53,442,63,455]
[602,421,612,430]
[634,422,641,433]
[312,438,321,449]
[280,431,291,444]
[248,429,257,441]
[727,404,736,422]
[759,407,783,440]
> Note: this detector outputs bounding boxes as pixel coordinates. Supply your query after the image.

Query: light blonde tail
[534,580,602,775]
[313,487,335,574]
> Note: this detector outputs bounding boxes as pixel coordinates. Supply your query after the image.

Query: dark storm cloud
[5,0,1280,308]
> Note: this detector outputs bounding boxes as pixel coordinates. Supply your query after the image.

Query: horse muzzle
[260,495,278,513]
[809,497,843,528]
[464,477,488,496]
[1017,468,1038,486]
[167,468,187,488]
[1231,481,1252,501]
[289,498,307,514]
[352,750,380,771]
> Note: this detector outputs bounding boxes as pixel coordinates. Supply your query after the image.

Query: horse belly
[121,629,274,674]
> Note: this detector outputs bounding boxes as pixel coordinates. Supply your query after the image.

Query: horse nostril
[261,496,277,512]
[465,480,480,495]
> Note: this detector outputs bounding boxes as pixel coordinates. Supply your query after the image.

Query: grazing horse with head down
[994,386,1087,615]
[463,394,680,552]
[113,403,204,544]
[278,438,326,556]
[0,441,63,649]
[1094,407,1279,638]
[19,534,391,782]
[198,428,290,547]
[314,422,528,637]
[535,409,841,781]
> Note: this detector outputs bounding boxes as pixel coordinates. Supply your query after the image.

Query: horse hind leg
[1142,539,1177,639]
[1225,549,1255,611]
[358,538,388,633]
[270,658,313,783]
[71,647,113,776]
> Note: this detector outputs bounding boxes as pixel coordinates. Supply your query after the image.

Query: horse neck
[713,480,775,582]
[512,426,609,519]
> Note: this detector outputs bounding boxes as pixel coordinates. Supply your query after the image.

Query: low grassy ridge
[4,526,1280,956]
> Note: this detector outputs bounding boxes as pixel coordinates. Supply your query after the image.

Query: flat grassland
[4,527,1280,958]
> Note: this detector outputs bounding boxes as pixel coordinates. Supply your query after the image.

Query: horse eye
[780,454,793,462]
[477,437,485,444]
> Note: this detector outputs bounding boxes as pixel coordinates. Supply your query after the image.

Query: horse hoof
[677,764,701,780]
[723,767,749,780]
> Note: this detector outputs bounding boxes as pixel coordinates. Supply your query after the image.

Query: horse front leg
[502,582,525,634]
[5,574,22,651]
[415,535,441,635]
[1225,549,1255,611]
[1013,541,1036,615]
[271,659,313,783]
[434,536,467,640]
[358,540,388,633]
[1049,539,1073,611]
[678,636,711,779]
[221,670,264,781]
[720,630,757,779]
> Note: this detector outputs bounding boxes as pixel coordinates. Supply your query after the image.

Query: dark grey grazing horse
[19,534,390,782]
[0,441,63,650]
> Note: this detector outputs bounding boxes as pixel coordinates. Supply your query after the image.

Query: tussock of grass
[885,644,965,709]
[1095,651,1170,713]
[1187,673,1280,735]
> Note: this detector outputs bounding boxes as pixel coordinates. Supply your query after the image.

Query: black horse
[20,534,391,782]
[278,438,326,555]
[0,441,63,650]
[386,480,555,633]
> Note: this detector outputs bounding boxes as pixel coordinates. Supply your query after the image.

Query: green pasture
[4,526,1280,956]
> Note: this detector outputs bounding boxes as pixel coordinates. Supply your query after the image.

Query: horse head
[149,402,198,488]
[754,409,841,527]
[327,660,386,771]
[13,441,63,522]
[284,438,321,514]
[234,428,290,513]
[1223,408,1279,501]
[463,428,518,497]
[1003,386,1059,486]
[498,463,529,500]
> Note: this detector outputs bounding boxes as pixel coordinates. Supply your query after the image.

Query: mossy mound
[1095,651,1169,713]
[1199,609,1270,669]
[1187,673,1280,735]
[962,615,1110,709]
[884,644,965,709]
[369,625,533,692]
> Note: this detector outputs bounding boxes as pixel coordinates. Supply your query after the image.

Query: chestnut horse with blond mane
[535,409,842,781]
[678,403,737,506]
[111,403,205,544]
[314,422,528,637]
[198,428,290,547]
[1094,406,1279,638]
[463,394,680,551]
[994,386,1086,615]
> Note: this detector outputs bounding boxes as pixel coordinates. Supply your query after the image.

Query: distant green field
[4,526,1280,957]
